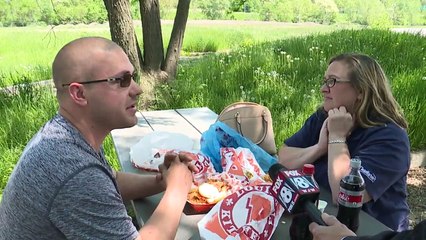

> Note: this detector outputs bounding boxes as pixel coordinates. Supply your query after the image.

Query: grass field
[0,21,342,86]
[0,23,425,197]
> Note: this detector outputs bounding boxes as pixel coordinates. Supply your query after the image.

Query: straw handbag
[217,102,276,155]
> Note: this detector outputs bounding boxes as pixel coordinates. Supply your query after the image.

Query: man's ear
[68,83,87,106]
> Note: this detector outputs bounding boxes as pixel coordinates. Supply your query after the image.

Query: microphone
[269,163,327,226]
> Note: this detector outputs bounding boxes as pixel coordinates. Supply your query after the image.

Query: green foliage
[365,0,393,28]
[0,0,107,26]
[196,0,232,20]
[382,0,425,25]
[0,0,424,27]
[255,0,340,23]
[333,0,424,26]
[0,0,40,26]
[311,0,339,24]
[258,0,297,22]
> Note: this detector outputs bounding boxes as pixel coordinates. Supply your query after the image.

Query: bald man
[0,37,196,239]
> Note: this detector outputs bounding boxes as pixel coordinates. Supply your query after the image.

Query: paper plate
[129,131,195,171]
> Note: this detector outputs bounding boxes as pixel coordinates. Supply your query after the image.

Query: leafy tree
[53,0,107,24]
[269,0,295,21]
[230,0,245,11]
[243,0,262,12]
[364,0,392,27]
[311,0,339,24]
[0,0,40,26]
[0,0,107,26]
[198,0,232,20]
[334,0,366,24]
[381,0,424,25]
[257,0,317,22]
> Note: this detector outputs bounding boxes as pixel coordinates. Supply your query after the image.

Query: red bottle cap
[302,164,315,175]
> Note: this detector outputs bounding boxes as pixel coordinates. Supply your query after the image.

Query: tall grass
[154,29,426,151]
[0,80,57,191]
[0,25,111,85]
[0,83,120,192]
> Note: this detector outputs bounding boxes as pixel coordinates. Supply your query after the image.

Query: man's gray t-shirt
[0,114,139,239]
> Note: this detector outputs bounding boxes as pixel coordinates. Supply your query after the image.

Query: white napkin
[129,131,195,171]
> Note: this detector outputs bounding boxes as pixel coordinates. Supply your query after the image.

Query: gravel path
[407,167,426,228]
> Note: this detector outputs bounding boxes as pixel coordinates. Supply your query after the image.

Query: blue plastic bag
[200,121,277,172]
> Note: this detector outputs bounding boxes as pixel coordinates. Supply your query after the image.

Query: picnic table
[111,107,391,239]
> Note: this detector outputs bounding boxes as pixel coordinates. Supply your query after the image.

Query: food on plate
[262,173,272,182]
[188,180,231,205]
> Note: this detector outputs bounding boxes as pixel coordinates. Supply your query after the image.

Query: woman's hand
[327,106,353,140]
[317,118,329,156]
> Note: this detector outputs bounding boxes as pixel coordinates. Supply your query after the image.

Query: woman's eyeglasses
[322,77,351,88]
[62,72,136,88]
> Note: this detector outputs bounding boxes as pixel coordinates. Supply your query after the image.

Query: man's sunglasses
[62,72,136,88]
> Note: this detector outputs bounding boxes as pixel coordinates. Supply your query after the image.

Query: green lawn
[0,22,344,86]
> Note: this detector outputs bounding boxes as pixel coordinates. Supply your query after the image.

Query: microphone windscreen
[268,163,285,180]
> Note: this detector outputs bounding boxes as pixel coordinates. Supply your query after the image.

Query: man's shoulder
[15,118,102,190]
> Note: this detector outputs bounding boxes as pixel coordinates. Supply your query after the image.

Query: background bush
[0,0,424,26]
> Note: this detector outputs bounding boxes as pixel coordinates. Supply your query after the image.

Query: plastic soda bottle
[336,158,365,232]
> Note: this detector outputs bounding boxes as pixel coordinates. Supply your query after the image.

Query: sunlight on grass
[0,22,342,85]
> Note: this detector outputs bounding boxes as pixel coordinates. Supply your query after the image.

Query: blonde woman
[279,53,410,231]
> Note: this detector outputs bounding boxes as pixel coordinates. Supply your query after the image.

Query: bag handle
[235,110,268,144]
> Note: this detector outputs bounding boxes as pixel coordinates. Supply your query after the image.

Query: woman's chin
[322,104,332,112]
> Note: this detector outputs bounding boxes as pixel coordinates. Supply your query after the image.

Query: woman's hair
[329,53,408,129]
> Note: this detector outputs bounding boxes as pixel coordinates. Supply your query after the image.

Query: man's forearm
[136,187,188,240]
[115,171,165,201]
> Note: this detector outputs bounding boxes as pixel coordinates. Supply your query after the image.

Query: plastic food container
[185,200,215,214]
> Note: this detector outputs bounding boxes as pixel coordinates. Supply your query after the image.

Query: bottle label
[337,188,363,208]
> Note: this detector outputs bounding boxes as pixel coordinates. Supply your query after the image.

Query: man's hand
[327,106,353,140]
[309,213,356,240]
[162,152,198,172]
[156,152,198,189]
[158,152,195,193]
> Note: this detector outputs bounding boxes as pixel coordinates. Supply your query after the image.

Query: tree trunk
[103,0,192,108]
[139,0,165,79]
[103,0,142,75]
[163,0,191,81]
